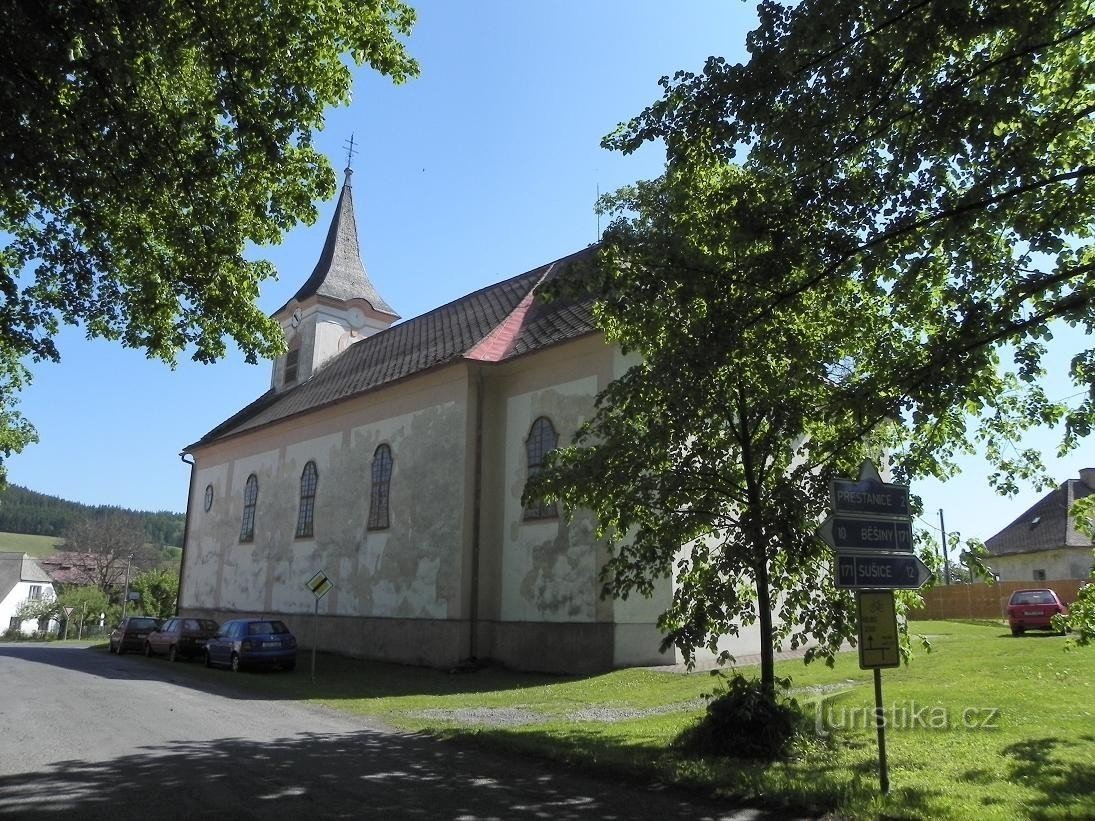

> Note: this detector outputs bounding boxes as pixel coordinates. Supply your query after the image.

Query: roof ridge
[464,264,555,362]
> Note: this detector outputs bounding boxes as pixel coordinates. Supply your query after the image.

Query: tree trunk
[755,549,775,693]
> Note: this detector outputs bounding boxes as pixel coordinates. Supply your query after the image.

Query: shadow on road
[0,724,782,820]
[0,641,586,701]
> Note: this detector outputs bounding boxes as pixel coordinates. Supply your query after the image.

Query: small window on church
[368,444,393,530]
[523,416,558,520]
[284,341,300,385]
[296,461,318,538]
[240,474,258,542]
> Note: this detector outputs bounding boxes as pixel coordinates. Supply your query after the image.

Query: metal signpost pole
[312,596,319,684]
[874,668,889,794]
[304,570,333,685]
[120,553,134,622]
[818,459,933,798]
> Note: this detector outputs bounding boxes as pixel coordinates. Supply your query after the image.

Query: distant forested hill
[0,484,185,547]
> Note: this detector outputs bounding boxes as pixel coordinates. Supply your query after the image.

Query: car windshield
[246,621,289,636]
[181,619,218,631]
[1010,591,1055,605]
[128,618,159,629]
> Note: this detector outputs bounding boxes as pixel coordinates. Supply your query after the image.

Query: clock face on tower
[290,308,303,329]
[347,308,365,329]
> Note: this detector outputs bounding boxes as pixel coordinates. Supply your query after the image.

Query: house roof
[276,169,399,319]
[191,246,598,448]
[0,552,53,602]
[984,478,1095,556]
[36,552,100,587]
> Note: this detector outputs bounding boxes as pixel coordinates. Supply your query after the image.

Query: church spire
[287,161,398,318]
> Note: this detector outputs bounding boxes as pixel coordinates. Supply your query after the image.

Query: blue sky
[5,1,1090,549]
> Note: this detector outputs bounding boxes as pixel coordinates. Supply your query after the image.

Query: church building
[177,167,682,673]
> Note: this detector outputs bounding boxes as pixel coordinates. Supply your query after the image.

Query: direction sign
[832,478,910,518]
[835,552,932,590]
[857,590,900,669]
[817,516,914,552]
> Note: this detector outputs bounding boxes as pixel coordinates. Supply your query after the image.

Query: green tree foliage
[535,0,1095,688]
[0,483,185,545]
[0,0,419,482]
[58,586,115,634]
[608,0,1094,487]
[130,567,179,619]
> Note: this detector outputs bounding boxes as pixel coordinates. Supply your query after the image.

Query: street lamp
[120,553,134,621]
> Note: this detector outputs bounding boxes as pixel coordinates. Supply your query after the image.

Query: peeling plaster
[502,378,600,622]
[186,400,465,620]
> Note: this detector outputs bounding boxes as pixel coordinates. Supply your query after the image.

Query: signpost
[816,458,933,797]
[836,552,932,590]
[305,570,333,683]
[857,590,900,670]
[62,606,74,641]
[817,516,914,552]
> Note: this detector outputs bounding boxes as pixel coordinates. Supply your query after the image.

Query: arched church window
[523,416,558,520]
[367,444,393,530]
[296,461,318,538]
[240,474,258,542]
[203,484,214,512]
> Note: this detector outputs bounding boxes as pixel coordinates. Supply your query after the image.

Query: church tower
[271,165,399,391]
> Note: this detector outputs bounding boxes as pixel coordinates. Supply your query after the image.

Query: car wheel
[204,650,213,668]
[283,661,295,672]
[168,645,178,663]
[230,652,241,673]
[1011,628,1024,637]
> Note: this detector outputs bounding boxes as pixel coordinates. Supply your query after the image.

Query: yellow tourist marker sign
[856,590,900,670]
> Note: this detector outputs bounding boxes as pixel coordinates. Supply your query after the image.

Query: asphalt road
[0,643,804,820]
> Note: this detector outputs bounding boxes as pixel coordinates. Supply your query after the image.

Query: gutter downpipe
[177,451,196,616]
[468,367,485,661]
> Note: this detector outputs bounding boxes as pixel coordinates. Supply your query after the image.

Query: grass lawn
[100,620,1095,819]
[0,531,63,558]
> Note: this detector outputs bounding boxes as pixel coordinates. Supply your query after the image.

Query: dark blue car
[204,619,297,672]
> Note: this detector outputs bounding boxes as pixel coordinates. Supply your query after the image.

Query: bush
[674,675,808,760]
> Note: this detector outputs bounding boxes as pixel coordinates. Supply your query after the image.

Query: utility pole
[120,553,134,621]
[939,509,950,585]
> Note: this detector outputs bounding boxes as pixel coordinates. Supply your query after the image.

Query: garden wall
[909,579,1085,621]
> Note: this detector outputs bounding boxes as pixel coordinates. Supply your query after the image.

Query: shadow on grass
[1000,736,1095,820]
[0,726,760,820]
[432,722,893,820]
[0,642,587,701]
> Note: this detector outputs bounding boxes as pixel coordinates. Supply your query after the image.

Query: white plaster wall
[989,549,1094,582]
[215,447,280,613]
[185,380,467,622]
[183,461,231,611]
[500,375,599,622]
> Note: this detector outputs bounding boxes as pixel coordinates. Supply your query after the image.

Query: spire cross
[343,134,358,174]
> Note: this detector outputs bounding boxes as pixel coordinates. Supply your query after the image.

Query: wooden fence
[909,579,1086,621]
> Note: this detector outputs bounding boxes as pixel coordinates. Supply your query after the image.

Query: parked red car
[1006,589,1068,636]
[109,616,162,655]
[144,617,220,662]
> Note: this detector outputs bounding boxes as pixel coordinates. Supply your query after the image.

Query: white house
[985,468,1095,582]
[0,552,58,636]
